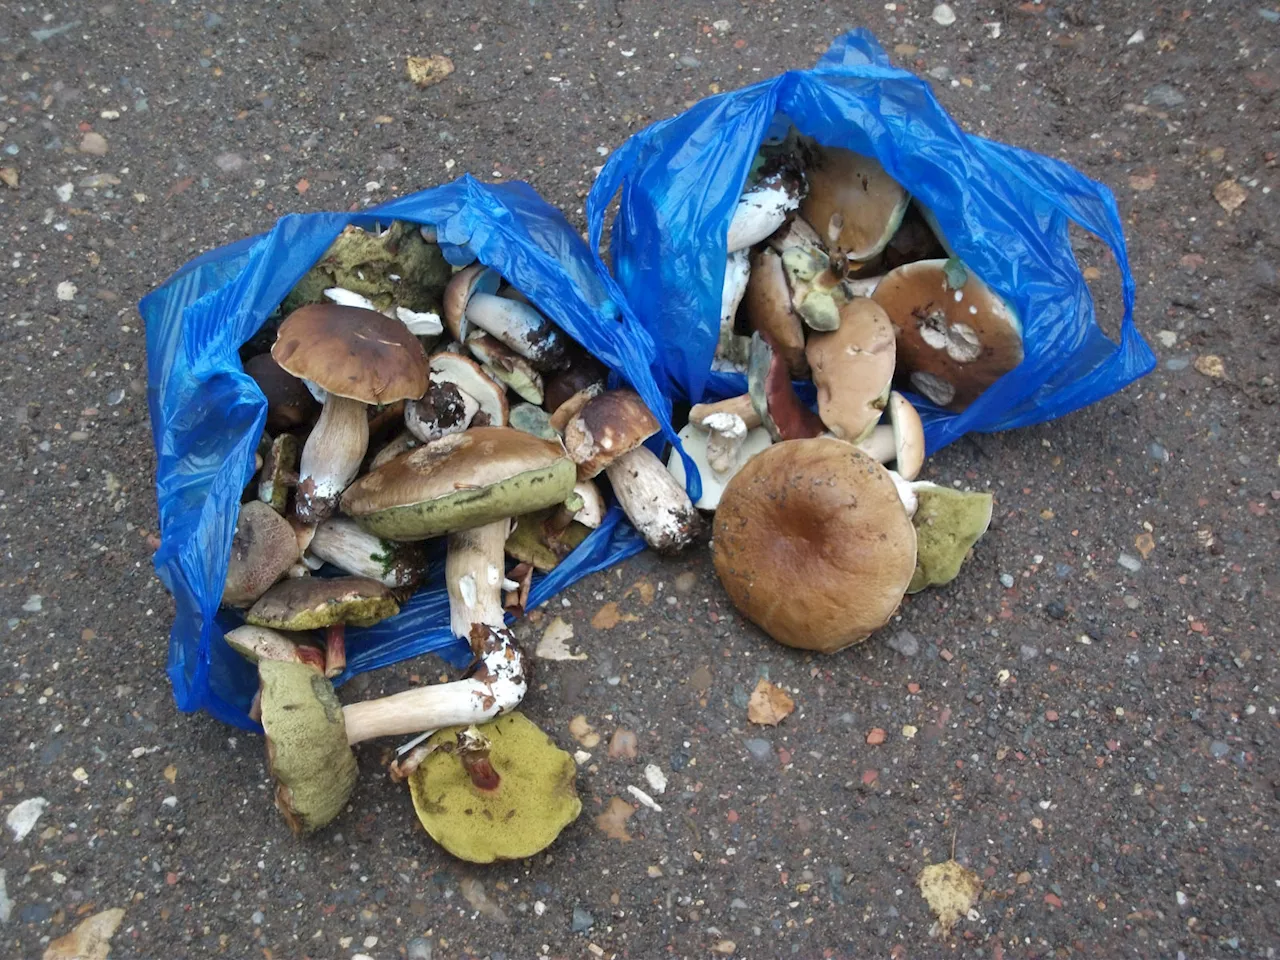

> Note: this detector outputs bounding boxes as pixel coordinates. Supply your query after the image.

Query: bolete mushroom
[307,517,429,590]
[224,624,326,671]
[713,250,752,373]
[742,247,808,378]
[404,352,508,444]
[747,333,825,442]
[466,331,544,405]
[405,713,581,863]
[712,438,917,653]
[799,143,909,265]
[245,575,400,679]
[805,297,897,444]
[906,484,995,593]
[222,501,302,608]
[871,258,1024,410]
[341,427,577,542]
[258,433,300,514]
[563,389,701,554]
[543,356,607,415]
[442,263,500,343]
[271,303,429,524]
[856,391,926,481]
[244,353,318,433]
[726,166,805,253]
[503,481,602,571]
[666,417,772,511]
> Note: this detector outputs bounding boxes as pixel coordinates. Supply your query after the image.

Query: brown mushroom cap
[747,333,825,443]
[341,426,577,540]
[562,389,660,480]
[244,353,319,432]
[244,575,400,631]
[742,248,809,378]
[799,144,909,262]
[442,263,500,341]
[805,297,897,443]
[712,438,917,654]
[871,259,1023,411]
[543,355,607,414]
[271,303,429,404]
[222,501,301,607]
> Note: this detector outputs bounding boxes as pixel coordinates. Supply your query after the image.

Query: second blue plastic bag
[142,176,681,731]
[588,30,1155,454]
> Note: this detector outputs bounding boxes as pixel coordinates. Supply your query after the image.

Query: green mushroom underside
[246,593,400,631]
[352,458,577,542]
[907,487,995,594]
[505,511,591,572]
[258,660,357,834]
[408,713,581,863]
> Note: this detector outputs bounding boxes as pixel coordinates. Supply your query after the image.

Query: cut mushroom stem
[464,293,569,370]
[323,623,346,680]
[296,394,368,524]
[689,394,762,431]
[455,726,501,790]
[606,446,702,555]
[445,520,510,641]
[702,412,748,476]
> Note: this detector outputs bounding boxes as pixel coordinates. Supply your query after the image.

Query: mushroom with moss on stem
[306,517,429,591]
[906,484,994,594]
[563,389,701,554]
[805,297,897,444]
[222,501,302,608]
[271,303,429,524]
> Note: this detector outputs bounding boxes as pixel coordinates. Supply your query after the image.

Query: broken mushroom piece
[543,356,607,415]
[245,575,400,680]
[307,517,429,591]
[871,259,1024,411]
[856,391,926,481]
[907,484,995,594]
[222,501,302,608]
[342,427,577,542]
[406,713,581,863]
[563,389,701,554]
[748,333,826,442]
[805,297,897,444]
[548,383,603,435]
[799,143,909,265]
[689,393,761,431]
[503,481,601,572]
[712,438,917,653]
[369,430,419,471]
[742,247,808,378]
[271,303,429,524]
[258,433,300,514]
[508,402,560,441]
[666,419,772,511]
[726,166,805,253]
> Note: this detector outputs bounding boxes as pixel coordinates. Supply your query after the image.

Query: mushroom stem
[445,521,510,641]
[606,445,701,554]
[726,170,803,252]
[296,394,369,524]
[323,623,346,680]
[464,293,568,370]
[702,412,748,476]
[689,394,762,431]
[857,424,897,464]
[456,727,501,791]
[308,517,427,590]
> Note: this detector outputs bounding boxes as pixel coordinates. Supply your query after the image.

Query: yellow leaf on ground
[1128,171,1157,191]
[43,908,126,960]
[590,601,637,629]
[1134,532,1155,558]
[595,796,635,842]
[163,765,177,783]
[536,617,586,661]
[746,679,795,726]
[1194,354,1225,379]
[624,579,656,605]
[918,860,982,938]
[1213,179,1247,212]
[569,715,600,749]
[406,55,455,89]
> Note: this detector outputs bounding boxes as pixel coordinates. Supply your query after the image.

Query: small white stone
[22,594,42,612]
[55,182,74,202]
[627,785,662,811]
[534,900,547,916]
[56,281,77,301]
[643,763,668,795]
[1127,29,1145,45]
[6,797,49,842]
[932,4,957,26]
[162,796,178,808]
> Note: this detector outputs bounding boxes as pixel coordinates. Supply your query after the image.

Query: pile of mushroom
[219,220,694,841]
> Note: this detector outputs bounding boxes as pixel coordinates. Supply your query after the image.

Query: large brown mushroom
[271,303,429,523]
[805,297,897,444]
[799,143,909,266]
[222,501,301,608]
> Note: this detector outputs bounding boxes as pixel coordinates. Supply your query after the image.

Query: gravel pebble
[1117,553,1142,572]
[886,631,919,657]
[1145,83,1187,107]
[1210,741,1230,759]
[744,738,773,762]
[571,906,595,932]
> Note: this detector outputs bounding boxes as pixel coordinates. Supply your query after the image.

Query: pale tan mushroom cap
[805,297,897,444]
[799,144,909,261]
[887,391,926,481]
[742,248,808,378]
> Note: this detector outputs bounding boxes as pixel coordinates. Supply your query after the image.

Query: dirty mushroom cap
[805,297,897,444]
[907,484,994,594]
[871,258,1023,411]
[271,303,429,404]
[799,143,909,263]
[245,575,400,631]
[712,438,917,654]
[223,501,302,608]
[742,247,809,379]
[562,388,661,480]
[429,352,508,427]
[407,712,581,863]
[341,427,577,541]
[442,263,501,342]
[244,353,319,433]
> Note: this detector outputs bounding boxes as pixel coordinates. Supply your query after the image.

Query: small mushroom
[713,250,752,373]
[442,263,501,342]
[222,501,302,608]
[244,353,318,433]
[466,331,544,405]
[742,247,808,378]
[563,389,701,554]
[543,356,607,415]
[666,419,772,511]
[405,713,581,863]
[856,391,925,481]
[271,303,429,523]
[799,143,909,264]
[712,438,918,653]
[430,352,509,427]
[464,292,569,371]
[245,575,400,679]
[689,393,761,431]
[307,517,429,590]
[906,484,994,594]
[747,332,826,442]
[508,402,560,441]
[341,427,578,542]
[726,167,805,253]
[805,297,897,444]
[258,433,300,514]
[871,258,1024,410]
[548,383,603,434]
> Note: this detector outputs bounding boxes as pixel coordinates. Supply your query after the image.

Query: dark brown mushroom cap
[222,501,301,607]
[562,389,660,480]
[270,303,429,404]
[543,355,608,414]
[245,575,399,630]
[244,353,318,432]
[712,438,917,654]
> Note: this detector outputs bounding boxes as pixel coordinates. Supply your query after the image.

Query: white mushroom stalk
[726,169,803,252]
[307,517,426,589]
[463,293,568,370]
[606,445,701,554]
[445,520,510,641]
[702,412,748,476]
[713,249,752,373]
[296,394,368,523]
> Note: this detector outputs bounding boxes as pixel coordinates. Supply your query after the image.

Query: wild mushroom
[689,394,761,431]
[799,143,909,265]
[781,245,848,332]
[322,286,444,340]
[258,433,300,514]
[223,624,326,671]
[855,391,926,481]
[244,353,318,433]
[712,438,917,653]
[508,402,560,441]
[222,501,302,608]
[548,383,604,434]
[742,247,808,378]
[713,250,752,373]
[666,417,772,511]
[307,517,429,591]
[271,303,429,524]
[907,484,995,594]
[442,263,500,343]
[245,575,400,679]
[463,292,569,372]
[543,355,607,415]
[504,481,602,571]
[747,333,825,442]
[404,713,581,863]
[341,427,577,541]
[466,331,544,404]
[871,258,1024,410]
[368,430,419,471]
[563,389,701,554]
[805,297,897,444]
[726,166,806,252]
[404,352,508,445]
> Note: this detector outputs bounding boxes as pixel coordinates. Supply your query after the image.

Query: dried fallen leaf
[918,859,982,938]
[406,54,455,89]
[1134,532,1155,559]
[1213,179,1247,212]
[163,765,177,783]
[591,602,619,629]
[607,728,638,760]
[747,678,795,726]
[536,617,586,661]
[459,877,508,923]
[595,796,635,842]
[43,907,125,960]
[624,578,656,605]
[1193,354,1225,379]
[569,715,600,748]
[1128,171,1158,192]
[1082,266,1101,281]
[0,167,18,189]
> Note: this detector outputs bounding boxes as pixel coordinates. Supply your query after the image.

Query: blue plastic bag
[588,30,1155,453]
[142,176,682,731]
